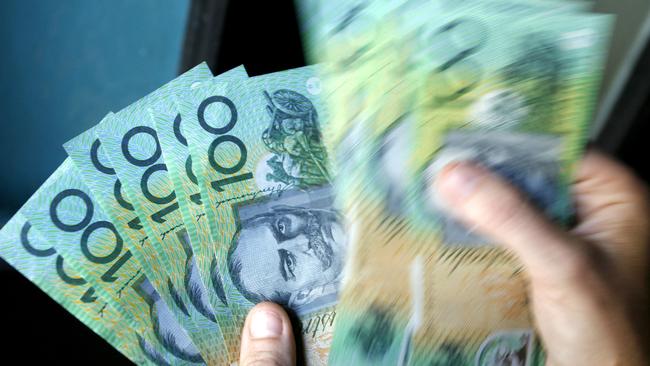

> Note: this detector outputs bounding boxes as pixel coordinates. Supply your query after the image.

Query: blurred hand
[435,150,648,366]
[239,302,296,366]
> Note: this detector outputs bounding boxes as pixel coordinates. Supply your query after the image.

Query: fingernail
[434,162,486,204]
[249,310,283,339]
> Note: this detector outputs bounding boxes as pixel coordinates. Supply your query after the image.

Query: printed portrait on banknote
[227,186,346,315]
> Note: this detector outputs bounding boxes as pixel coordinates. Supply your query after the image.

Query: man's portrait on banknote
[426,130,564,245]
[227,186,346,315]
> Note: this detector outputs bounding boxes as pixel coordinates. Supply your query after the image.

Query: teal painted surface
[0,0,190,214]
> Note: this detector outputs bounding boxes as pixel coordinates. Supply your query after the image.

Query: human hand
[435,150,648,366]
[239,302,296,366]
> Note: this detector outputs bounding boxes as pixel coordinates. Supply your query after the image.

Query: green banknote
[65,117,211,366]
[16,159,202,365]
[298,0,590,163]
[312,0,592,208]
[176,66,338,365]
[296,1,416,217]
[300,2,403,163]
[327,4,612,366]
[63,68,224,364]
[0,208,154,364]
[404,5,612,226]
[84,65,230,365]
[149,65,249,360]
[409,9,610,362]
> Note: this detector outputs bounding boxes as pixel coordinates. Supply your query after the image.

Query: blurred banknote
[295,0,612,365]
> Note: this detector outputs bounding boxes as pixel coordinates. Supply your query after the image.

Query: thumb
[433,161,587,284]
[239,302,296,366]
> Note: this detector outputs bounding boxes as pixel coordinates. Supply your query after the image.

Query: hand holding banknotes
[434,150,648,366]
[238,150,648,366]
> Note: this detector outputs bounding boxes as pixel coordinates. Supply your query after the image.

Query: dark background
[1,0,648,364]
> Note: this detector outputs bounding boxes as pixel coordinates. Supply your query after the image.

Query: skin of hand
[239,301,296,366]
[238,150,648,366]
[434,150,648,366]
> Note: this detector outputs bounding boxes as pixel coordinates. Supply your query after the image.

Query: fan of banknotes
[0,0,613,365]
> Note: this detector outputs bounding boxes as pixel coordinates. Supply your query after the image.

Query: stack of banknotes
[0,0,613,365]
[295,0,613,365]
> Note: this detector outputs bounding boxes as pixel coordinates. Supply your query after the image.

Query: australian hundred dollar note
[63,64,229,365]
[327,3,612,366]
[149,65,249,361]
[20,158,206,365]
[0,210,153,364]
[175,66,341,365]
[409,7,611,363]
[94,64,232,365]
[295,0,407,167]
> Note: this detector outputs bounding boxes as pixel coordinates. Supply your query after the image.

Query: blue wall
[0,0,190,222]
